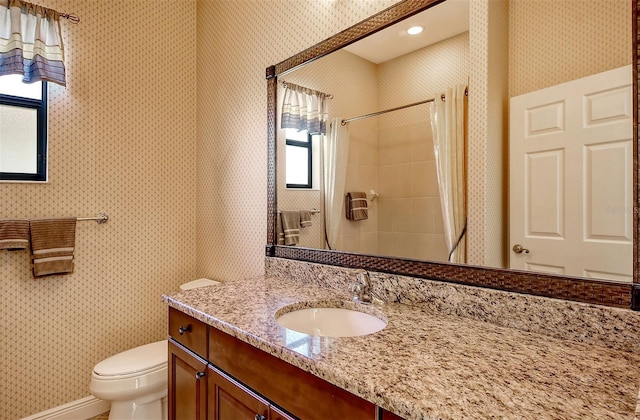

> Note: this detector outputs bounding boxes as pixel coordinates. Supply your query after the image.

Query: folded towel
[300,210,312,228]
[30,218,77,277]
[276,213,285,245]
[345,192,368,221]
[0,219,30,250]
[280,211,301,245]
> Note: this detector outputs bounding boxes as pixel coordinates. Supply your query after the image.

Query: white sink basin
[276,306,386,337]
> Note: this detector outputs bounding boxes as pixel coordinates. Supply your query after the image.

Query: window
[285,128,312,189]
[0,74,47,181]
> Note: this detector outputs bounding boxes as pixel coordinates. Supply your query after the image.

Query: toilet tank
[179,278,220,291]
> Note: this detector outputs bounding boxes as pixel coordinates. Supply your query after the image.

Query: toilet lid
[94,340,167,377]
[180,278,220,290]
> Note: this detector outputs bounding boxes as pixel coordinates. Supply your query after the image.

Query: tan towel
[300,210,312,228]
[280,211,301,245]
[345,192,368,221]
[276,214,285,245]
[30,218,76,277]
[0,219,30,250]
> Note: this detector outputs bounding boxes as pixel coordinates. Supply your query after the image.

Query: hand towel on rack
[280,211,301,245]
[0,219,30,250]
[29,218,77,277]
[299,210,313,228]
[276,213,285,245]
[345,192,368,221]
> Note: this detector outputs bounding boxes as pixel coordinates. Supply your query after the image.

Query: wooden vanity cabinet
[208,327,376,419]
[168,307,208,358]
[169,309,400,420]
[208,364,296,420]
[168,340,208,419]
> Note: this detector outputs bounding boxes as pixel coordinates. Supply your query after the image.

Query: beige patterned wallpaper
[509,0,630,97]
[2,0,630,418]
[467,0,629,268]
[0,0,197,418]
[467,0,509,268]
[0,0,398,417]
[196,0,397,280]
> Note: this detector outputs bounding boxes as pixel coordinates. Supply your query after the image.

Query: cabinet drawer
[168,307,207,357]
[209,327,376,419]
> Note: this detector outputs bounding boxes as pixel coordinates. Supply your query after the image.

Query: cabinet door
[208,365,270,420]
[380,409,405,420]
[168,340,208,420]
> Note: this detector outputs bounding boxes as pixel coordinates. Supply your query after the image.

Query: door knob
[512,244,530,254]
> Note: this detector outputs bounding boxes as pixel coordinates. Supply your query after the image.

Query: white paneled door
[509,65,633,282]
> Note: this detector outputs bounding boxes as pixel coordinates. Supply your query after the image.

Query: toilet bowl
[90,341,168,420]
[90,278,219,420]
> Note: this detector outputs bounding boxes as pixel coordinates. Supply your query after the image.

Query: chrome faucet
[351,269,372,303]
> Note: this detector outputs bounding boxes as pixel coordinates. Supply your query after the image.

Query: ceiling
[343,0,470,64]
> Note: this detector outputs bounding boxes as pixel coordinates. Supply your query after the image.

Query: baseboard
[21,396,110,420]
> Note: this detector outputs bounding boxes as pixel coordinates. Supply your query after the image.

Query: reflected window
[285,128,312,188]
[0,75,47,181]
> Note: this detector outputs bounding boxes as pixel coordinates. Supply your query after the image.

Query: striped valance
[0,0,66,86]
[281,82,328,135]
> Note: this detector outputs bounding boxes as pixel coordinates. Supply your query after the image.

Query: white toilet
[90,279,220,420]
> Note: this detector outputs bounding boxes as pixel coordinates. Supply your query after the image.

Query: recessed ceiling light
[407,25,423,35]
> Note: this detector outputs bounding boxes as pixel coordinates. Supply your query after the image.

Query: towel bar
[277,209,320,215]
[76,212,109,224]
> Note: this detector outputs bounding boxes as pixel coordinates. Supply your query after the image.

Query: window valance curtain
[0,0,66,86]
[281,82,328,135]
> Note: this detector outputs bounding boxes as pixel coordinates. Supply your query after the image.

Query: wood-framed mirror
[266,0,640,310]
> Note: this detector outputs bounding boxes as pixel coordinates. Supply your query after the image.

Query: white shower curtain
[429,85,467,263]
[323,118,349,249]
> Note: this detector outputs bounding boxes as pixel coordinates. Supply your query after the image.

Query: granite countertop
[163,276,640,419]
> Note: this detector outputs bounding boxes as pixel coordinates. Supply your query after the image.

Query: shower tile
[378,166,396,198]
[391,199,412,233]
[377,199,393,232]
[424,160,440,198]
[393,128,413,165]
[411,198,431,234]
[393,164,412,198]
[411,162,431,197]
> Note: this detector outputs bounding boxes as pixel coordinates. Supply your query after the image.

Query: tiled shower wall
[376,32,469,261]
[275,30,468,259]
[0,0,197,418]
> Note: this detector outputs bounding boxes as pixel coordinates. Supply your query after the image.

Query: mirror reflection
[276,0,632,283]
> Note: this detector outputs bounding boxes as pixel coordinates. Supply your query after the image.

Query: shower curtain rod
[341,87,468,126]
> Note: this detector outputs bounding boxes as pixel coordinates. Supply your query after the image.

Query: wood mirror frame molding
[265,0,640,310]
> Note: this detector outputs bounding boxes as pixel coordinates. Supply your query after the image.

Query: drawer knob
[195,371,205,380]
[178,325,192,335]
[254,415,266,420]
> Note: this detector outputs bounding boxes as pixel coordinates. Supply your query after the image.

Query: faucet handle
[352,270,372,303]
[349,282,362,301]
[355,270,370,287]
